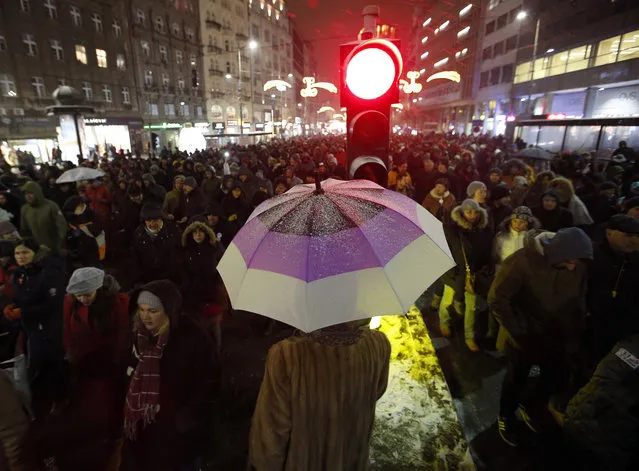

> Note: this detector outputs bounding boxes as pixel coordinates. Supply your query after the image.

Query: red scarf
[124,329,168,440]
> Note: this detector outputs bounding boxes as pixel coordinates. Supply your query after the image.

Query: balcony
[206,19,222,30]
[207,45,223,54]
[208,68,224,77]
[210,91,225,99]
[236,32,249,42]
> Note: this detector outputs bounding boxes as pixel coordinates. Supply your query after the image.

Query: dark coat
[142,180,167,207]
[132,222,182,284]
[588,239,639,362]
[531,190,574,232]
[121,280,215,471]
[443,205,493,299]
[183,188,205,220]
[201,176,221,203]
[65,208,104,268]
[181,222,225,312]
[221,187,250,239]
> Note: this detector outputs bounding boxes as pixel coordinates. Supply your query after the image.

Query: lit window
[549,51,568,75]
[181,103,189,116]
[165,103,175,116]
[421,36,428,44]
[31,76,45,97]
[619,30,639,61]
[513,61,532,83]
[161,73,169,87]
[144,70,153,87]
[176,50,183,64]
[70,5,81,26]
[81,81,92,100]
[116,53,126,70]
[565,45,591,73]
[434,57,449,68]
[121,87,130,104]
[113,20,122,37]
[0,75,17,97]
[91,13,102,32]
[420,51,429,60]
[141,40,150,57]
[136,9,145,25]
[96,49,107,68]
[102,85,112,103]
[23,34,38,56]
[178,77,185,91]
[459,4,472,17]
[422,18,431,28]
[50,40,64,60]
[457,26,470,39]
[44,0,57,19]
[595,36,620,66]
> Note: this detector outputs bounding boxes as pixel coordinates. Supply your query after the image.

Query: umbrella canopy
[218,178,455,332]
[512,147,554,160]
[56,167,105,184]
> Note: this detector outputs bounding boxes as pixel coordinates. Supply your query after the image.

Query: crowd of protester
[0,133,638,470]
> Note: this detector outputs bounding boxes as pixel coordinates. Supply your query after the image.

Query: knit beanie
[543,227,593,265]
[489,167,503,176]
[174,174,186,183]
[460,199,481,212]
[137,290,165,312]
[184,176,197,188]
[66,267,105,295]
[466,181,487,198]
[490,183,511,202]
[510,206,534,223]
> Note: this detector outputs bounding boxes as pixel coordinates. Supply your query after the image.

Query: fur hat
[460,199,481,212]
[510,206,535,223]
[466,181,487,198]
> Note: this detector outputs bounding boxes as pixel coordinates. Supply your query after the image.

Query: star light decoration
[401,71,423,94]
[426,71,461,83]
[263,80,292,92]
[300,77,338,98]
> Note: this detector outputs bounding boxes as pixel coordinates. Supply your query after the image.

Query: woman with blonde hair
[120,280,215,471]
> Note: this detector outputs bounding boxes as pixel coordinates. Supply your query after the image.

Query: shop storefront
[143,122,183,153]
[84,116,144,155]
[0,115,58,164]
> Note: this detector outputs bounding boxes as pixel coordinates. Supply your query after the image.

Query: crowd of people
[0,133,637,470]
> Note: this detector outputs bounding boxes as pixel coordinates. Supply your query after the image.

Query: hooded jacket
[488,230,591,356]
[132,221,183,284]
[421,189,456,221]
[141,174,167,206]
[549,177,594,226]
[181,221,225,310]
[532,189,574,232]
[20,182,68,254]
[84,181,112,222]
[121,280,215,471]
[493,215,541,270]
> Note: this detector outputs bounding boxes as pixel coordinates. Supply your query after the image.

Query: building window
[190,53,196,66]
[505,36,517,53]
[121,86,130,104]
[185,28,194,41]
[144,70,153,87]
[513,61,531,83]
[31,76,45,97]
[96,49,107,68]
[489,67,500,86]
[482,46,492,61]
[141,40,150,57]
[75,44,87,64]
[50,40,64,60]
[565,45,591,73]
[13,108,25,116]
[164,103,175,116]
[44,0,57,19]
[176,50,183,64]
[549,52,568,76]
[116,53,126,70]
[0,75,17,97]
[225,61,231,73]
[113,19,122,37]
[595,36,620,67]
[224,40,230,52]
[155,16,164,32]
[136,9,145,25]
[619,29,639,61]
[81,81,92,100]
[196,105,202,117]
[20,0,30,13]
[178,77,185,91]
[501,64,514,84]
[70,5,81,26]
[172,23,180,36]
[493,41,504,57]
[102,85,112,102]
[23,34,38,56]
[161,73,169,87]
[485,21,495,35]
[496,13,507,30]
[147,102,158,116]
[181,103,189,116]
[91,13,102,32]
[159,45,168,62]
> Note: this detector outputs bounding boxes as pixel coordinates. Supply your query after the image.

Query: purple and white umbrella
[217,178,454,332]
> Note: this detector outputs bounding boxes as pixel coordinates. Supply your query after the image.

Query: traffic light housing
[340,38,402,187]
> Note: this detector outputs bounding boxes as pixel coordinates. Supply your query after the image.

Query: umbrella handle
[314,171,324,195]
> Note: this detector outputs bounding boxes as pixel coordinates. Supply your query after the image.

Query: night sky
[288,0,421,84]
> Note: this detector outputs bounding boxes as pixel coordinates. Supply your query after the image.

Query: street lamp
[236,40,258,136]
[516,11,527,21]
[248,40,258,50]
[225,74,232,79]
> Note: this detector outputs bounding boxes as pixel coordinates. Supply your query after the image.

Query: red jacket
[85,184,112,222]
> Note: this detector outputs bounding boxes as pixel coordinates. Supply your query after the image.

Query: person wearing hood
[62,196,106,268]
[132,204,182,285]
[162,175,186,223]
[203,202,231,246]
[587,215,639,364]
[549,177,594,226]
[440,199,493,352]
[249,320,390,471]
[589,181,620,226]
[485,167,503,195]
[84,177,112,224]
[201,167,221,204]
[182,176,205,221]
[284,166,303,188]
[413,158,439,204]
[493,206,540,273]
[141,173,167,206]
[488,227,593,447]
[63,268,129,466]
[7,238,66,418]
[488,183,513,231]
[510,176,530,208]
[238,167,258,202]
[524,170,556,208]
[20,181,68,255]
[0,186,24,229]
[181,218,225,352]
[421,178,456,221]
[221,181,250,240]
[150,164,169,191]
[213,175,235,203]
[120,280,215,471]
[532,189,574,232]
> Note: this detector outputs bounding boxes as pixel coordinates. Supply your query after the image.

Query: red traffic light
[344,39,403,101]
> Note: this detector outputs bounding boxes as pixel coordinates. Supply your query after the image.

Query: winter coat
[443,205,493,298]
[587,239,639,362]
[19,182,68,254]
[532,204,574,232]
[0,372,31,471]
[201,176,221,203]
[221,190,250,239]
[493,223,540,273]
[120,281,215,471]
[162,188,185,221]
[564,335,639,471]
[488,233,588,358]
[141,177,167,207]
[132,222,183,284]
[421,190,456,221]
[181,222,225,312]
[63,275,129,431]
[115,198,143,241]
[84,183,112,223]
[249,328,390,471]
[549,178,594,226]
[66,209,105,267]
[183,188,205,220]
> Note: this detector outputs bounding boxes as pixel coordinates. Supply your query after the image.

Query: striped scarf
[124,329,168,440]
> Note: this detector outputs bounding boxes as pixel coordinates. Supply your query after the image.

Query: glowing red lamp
[343,39,403,101]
